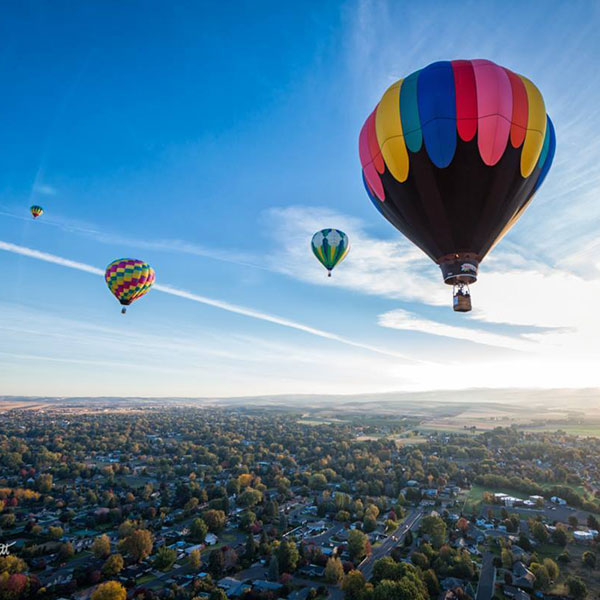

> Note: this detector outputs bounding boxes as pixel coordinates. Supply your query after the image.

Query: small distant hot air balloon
[360,59,556,312]
[105,258,155,314]
[311,229,350,277]
[30,205,44,219]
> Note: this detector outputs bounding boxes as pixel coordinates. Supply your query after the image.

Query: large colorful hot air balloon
[105,258,155,314]
[311,229,350,277]
[360,59,555,312]
[30,205,44,219]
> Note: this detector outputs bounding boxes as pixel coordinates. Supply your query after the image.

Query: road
[358,509,423,581]
[305,522,346,546]
[475,552,496,600]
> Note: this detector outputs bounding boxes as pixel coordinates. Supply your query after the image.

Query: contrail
[0,240,413,362]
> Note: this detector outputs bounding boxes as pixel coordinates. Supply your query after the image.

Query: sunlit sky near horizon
[1,0,600,397]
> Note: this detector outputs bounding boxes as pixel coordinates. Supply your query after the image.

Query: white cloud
[263,205,446,304]
[265,206,600,363]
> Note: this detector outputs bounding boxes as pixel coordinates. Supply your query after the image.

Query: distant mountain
[1,387,599,413]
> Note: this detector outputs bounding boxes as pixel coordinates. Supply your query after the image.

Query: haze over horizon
[1,1,600,397]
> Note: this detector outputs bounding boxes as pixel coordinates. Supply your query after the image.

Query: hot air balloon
[105,258,155,314]
[311,229,350,277]
[360,59,555,312]
[30,205,44,219]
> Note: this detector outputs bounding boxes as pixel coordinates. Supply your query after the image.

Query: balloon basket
[121,307,127,315]
[453,283,472,313]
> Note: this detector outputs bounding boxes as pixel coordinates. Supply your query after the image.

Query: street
[358,508,423,581]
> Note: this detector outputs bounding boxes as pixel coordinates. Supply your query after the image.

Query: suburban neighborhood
[1,405,600,599]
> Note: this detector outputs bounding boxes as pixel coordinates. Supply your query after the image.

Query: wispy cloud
[378,308,534,352]
[0,240,103,275]
[0,207,266,271]
[33,184,57,196]
[0,240,413,362]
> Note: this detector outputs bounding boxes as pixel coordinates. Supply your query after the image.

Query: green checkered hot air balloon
[311,229,350,277]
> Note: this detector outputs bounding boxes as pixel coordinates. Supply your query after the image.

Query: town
[1,405,599,600]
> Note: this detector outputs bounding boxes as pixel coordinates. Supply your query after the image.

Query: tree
[373,557,402,582]
[264,500,279,519]
[121,529,153,563]
[587,514,599,530]
[92,534,111,559]
[420,515,446,549]
[518,532,532,551]
[48,525,64,540]
[277,539,299,573]
[325,556,344,583]
[117,520,135,538]
[372,577,428,600]
[224,547,238,570]
[184,497,199,515]
[529,563,550,590]
[568,515,579,528]
[227,479,240,496]
[154,546,177,571]
[411,552,429,569]
[582,551,596,568]
[363,514,377,533]
[189,548,202,570]
[279,512,289,531]
[348,530,369,562]
[102,554,124,577]
[238,488,263,508]
[543,558,559,581]
[567,575,588,599]
[37,474,53,494]
[309,473,327,490]
[208,549,224,578]
[0,555,27,574]
[59,542,74,561]
[456,517,469,534]
[91,580,127,600]
[423,569,440,598]
[203,509,226,533]
[245,533,256,559]
[551,526,568,547]
[240,510,256,532]
[268,555,279,581]
[531,521,549,544]
[342,570,368,600]
[191,517,208,542]
[501,548,514,569]
[209,590,228,600]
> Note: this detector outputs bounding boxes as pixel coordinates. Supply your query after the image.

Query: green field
[461,484,531,515]
[518,422,600,437]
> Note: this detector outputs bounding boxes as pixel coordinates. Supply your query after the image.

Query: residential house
[512,561,536,590]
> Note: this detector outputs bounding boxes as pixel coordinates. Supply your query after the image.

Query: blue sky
[1,0,600,397]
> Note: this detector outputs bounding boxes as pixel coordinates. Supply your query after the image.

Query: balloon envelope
[311,229,349,275]
[105,259,155,309]
[30,205,44,219]
[360,59,555,286]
